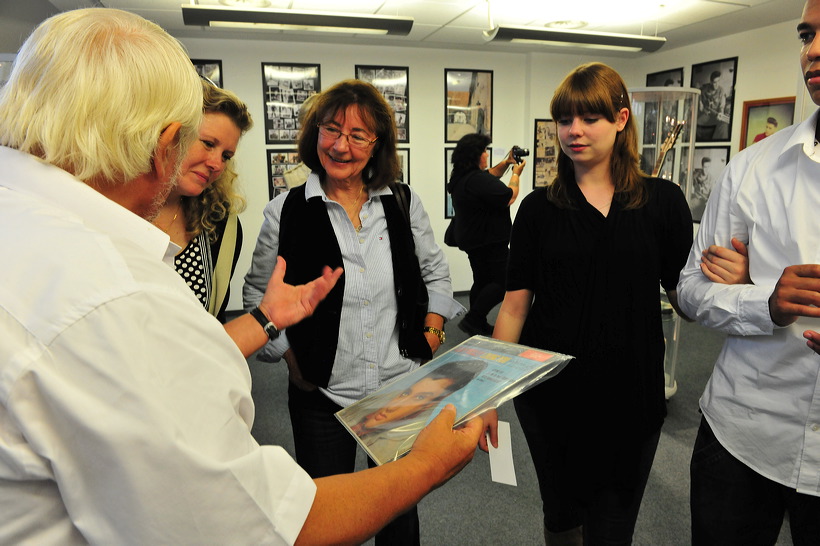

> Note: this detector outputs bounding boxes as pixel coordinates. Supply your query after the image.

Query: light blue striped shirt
[243,173,464,407]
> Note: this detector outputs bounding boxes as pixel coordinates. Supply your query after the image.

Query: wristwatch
[250,306,280,340]
[423,326,445,344]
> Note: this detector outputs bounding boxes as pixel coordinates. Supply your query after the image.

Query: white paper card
[488,420,517,486]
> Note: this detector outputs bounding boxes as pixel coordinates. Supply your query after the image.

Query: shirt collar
[780,109,820,162]
[304,170,393,201]
[0,146,177,265]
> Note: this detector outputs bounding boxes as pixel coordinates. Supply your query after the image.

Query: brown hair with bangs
[298,79,399,191]
[547,62,647,210]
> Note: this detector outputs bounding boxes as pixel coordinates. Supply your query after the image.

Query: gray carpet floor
[245,298,793,545]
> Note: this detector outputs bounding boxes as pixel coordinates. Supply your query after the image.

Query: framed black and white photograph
[646,67,684,87]
[357,65,409,143]
[397,148,410,185]
[192,59,223,88]
[690,146,729,222]
[533,119,557,188]
[0,54,15,88]
[445,147,455,218]
[262,62,320,145]
[445,69,492,143]
[691,57,738,143]
[267,149,301,201]
[739,96,795,151]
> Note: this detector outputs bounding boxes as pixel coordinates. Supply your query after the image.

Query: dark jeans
[690,416,820,546]
[288,385,420,546]
[464,241,508,324]
[514,393,660,545]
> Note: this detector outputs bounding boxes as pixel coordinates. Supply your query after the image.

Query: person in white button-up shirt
[677,1,820,543]
[0,8,483,545]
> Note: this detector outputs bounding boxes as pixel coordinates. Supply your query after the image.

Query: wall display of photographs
[192,59,223,88]
[267,149,301,201]
[397,148,410,185]
[533,119,557,188]
[445,147,491,218]
[445,69,492,143]
[739,96,795,151]
[356,65,409,143]
[691,57,738,143]
[646,67,684,87]
[690,146,729,222]
[262,62,320,145]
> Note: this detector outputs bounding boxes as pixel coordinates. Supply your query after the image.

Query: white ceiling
[49,0,806,56]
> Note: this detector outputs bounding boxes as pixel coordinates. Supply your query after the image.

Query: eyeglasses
[317,124,378,149]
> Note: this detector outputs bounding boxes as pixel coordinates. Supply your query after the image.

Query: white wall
[182,17,805,311]
[2,9,806,310]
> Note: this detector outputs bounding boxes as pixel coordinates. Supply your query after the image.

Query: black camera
[512,145,530,164]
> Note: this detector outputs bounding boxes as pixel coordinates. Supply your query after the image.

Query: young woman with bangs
[489,63,693,545]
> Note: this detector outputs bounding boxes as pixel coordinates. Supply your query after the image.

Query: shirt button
[359,267,365,273]
[813,424,820,432]
[363,300,370,306]
[366,332,373,338]
[359,238,365,244]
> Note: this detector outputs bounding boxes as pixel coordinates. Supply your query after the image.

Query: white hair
[0,8,202,184]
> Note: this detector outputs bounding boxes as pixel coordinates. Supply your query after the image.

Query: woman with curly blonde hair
[153,78,252,322]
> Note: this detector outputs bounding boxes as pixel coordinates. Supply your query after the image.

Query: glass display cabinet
[629,86,700,399]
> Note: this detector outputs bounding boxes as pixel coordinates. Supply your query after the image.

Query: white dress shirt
[677,112,820,495]
[243,173,464,407]
[0,147,316,544]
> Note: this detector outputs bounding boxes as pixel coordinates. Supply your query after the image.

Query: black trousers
[464,241,509,324]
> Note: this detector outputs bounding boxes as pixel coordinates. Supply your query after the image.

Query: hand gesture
[768,264,820,327]
[259,256,343,330]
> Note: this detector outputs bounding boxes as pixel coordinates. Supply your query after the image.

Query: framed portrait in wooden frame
[739,96,795,151]
[191,59,223,88]
[262,62,320,145]
[356,65,409,143]
[690,57,738,143]
[445,68,492,143]
[533,119,557,188]
[646,67,684,87]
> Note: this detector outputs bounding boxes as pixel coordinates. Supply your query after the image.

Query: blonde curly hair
[184,79,253,242]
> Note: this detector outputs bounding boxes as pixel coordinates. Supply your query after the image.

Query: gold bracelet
[423,326,445,344]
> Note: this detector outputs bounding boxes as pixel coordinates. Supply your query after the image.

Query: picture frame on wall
[397,148,410,185]
[445,146,491,218]
[533,119,557,188]
[356,65,409,143]
[646,67,684,87]
[267,149,301,201]
[444,147,455,218]
[445,68,492,143]
[0,54,16,88]
[262,62,320,145]
[191,59,223,88]
[690,146,730,222]
[739,96,795,151]
[690,57,738,143]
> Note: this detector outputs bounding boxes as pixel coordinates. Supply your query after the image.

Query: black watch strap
[250,306,280,340]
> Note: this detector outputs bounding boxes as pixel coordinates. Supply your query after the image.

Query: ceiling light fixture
[181,5,414,36]
[483,24,666,53]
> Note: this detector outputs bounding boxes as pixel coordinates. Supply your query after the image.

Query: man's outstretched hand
[259,256,343,330]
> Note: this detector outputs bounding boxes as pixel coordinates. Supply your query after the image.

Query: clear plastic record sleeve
[335,336,572,465]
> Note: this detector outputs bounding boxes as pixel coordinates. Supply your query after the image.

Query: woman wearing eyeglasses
[243,79,462,546]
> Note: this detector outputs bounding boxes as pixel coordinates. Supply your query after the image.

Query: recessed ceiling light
[546,20,587,30]
[219,0,271,7]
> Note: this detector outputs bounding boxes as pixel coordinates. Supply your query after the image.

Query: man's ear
[152,122,183,181]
